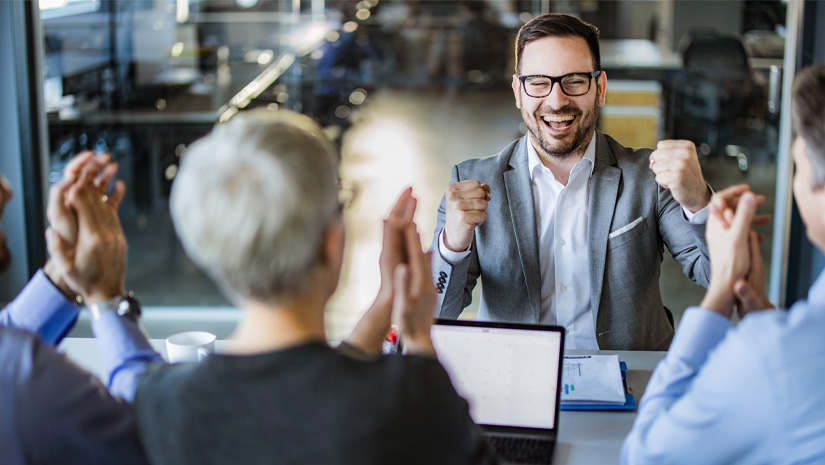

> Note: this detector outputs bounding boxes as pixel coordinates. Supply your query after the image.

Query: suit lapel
[588,132,621,325]
[503,138,542,322]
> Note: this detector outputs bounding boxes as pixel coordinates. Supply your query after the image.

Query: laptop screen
[430,321,563,430]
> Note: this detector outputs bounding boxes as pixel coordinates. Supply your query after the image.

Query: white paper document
[560,354,626,404]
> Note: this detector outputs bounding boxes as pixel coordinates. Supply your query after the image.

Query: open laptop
[430,319,565,465]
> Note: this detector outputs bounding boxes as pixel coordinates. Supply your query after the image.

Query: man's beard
[521,92,599,159]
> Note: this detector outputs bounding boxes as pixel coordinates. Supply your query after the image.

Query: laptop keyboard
[486,435,555,464]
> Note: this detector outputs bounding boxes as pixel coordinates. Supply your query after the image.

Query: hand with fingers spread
[344,188,418,355]
[44,153,128,304]
[700,186,759,318]
[649,140,712,213]
[393,225,437,357]
[444,180,491,252]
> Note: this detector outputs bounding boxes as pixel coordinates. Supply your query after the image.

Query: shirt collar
[526,132,597,181]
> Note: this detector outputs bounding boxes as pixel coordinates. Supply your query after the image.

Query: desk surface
[59,338,665,465]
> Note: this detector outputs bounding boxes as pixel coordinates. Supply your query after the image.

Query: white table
[553,350,665,464]
[58,338,665,465]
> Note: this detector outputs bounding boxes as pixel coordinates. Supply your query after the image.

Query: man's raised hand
[649,140,712,213]
[443,180,491,252]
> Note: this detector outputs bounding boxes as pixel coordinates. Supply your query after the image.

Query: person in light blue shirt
[622,65,825,464]
[0,152,160,465]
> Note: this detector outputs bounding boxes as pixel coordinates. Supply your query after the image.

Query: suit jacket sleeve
[429,165,482,318]
[1,328,150,465]
[657,184,710,287]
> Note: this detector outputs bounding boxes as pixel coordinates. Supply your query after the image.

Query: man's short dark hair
[792,65,825,189]
[515,14,601,74]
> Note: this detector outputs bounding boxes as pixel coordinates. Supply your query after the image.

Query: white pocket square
[609,217,644,239]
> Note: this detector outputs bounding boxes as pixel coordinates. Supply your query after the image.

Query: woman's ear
[318,217,345,269]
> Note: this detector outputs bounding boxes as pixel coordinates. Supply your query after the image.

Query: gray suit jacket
[430,132,710,350]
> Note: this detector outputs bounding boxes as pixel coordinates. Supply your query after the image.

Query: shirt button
[560,285,567,292]
[561,192,566,199]
[558,239,565,246]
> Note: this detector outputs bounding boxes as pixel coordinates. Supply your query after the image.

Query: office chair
[671,30,754,172]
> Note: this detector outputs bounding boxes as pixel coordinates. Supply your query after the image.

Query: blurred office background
[2,0,821,341]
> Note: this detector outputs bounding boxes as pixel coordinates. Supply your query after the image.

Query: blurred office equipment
[671,30,754,171]
[600,80,662,149]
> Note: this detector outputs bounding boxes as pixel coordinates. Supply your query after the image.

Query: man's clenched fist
[649,140,712,213]
[443,180,491,252]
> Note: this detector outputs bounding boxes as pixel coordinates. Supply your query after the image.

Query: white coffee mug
[165,331,216,363]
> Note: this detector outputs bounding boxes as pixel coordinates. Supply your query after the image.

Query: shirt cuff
[91,312,162,399]
[438,228,472,264]
[682,184,714,223]
[682,204,709,224]
[0,270,80,345]
[667,306,732,369]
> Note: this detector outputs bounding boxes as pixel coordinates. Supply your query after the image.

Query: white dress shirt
[526,134,597,349]
[439,133,707,349]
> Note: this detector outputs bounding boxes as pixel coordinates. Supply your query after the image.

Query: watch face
[117,295,142,320]
[117,300,129,316]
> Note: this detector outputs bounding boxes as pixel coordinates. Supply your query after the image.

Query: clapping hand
[705,184,774,317]
[391,221,437,357]
[732,230,775,317]
[43,152,127,304]
[343,187,437,357]
[344,188,418,355]
[700,184,772,318]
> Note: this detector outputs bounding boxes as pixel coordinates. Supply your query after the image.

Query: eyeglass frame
[518,71,602,98]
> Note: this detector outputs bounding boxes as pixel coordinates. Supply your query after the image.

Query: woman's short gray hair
[170,109,340,303]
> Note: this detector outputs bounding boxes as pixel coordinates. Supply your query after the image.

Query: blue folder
[560,361,637,411]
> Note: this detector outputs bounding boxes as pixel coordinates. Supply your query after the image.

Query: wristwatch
[88,293,142,322]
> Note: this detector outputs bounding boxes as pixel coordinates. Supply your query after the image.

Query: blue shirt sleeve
[621,307,779,464]
[0,269,80,345]
[1,270,163,401]
[91,312,163,402]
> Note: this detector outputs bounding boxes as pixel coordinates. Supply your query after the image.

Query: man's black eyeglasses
[518,71,602,98]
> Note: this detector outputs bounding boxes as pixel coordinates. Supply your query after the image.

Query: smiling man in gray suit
[431,14,712,351]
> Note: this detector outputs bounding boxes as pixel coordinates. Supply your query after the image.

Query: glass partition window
[39,0,786,339]
[40,0,101,20]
